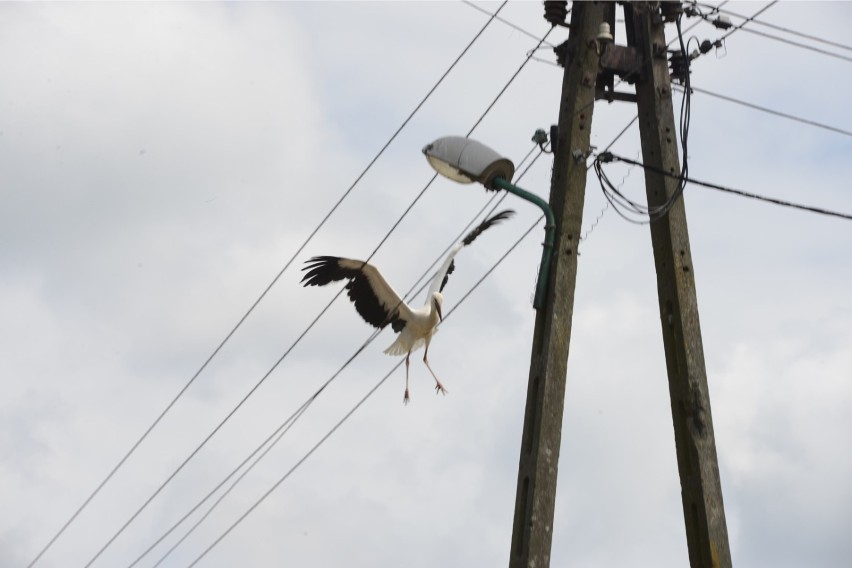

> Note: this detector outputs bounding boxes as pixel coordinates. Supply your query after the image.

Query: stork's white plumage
[301,210,514,404]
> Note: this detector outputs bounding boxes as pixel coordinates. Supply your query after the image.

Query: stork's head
[431,291,444,321]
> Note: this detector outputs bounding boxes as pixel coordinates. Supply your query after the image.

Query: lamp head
[596,22,613,43]
[422,136,515,190]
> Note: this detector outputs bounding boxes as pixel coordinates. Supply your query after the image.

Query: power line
[467,30,554,134]
[596,151,852,222]
[462,0,557,47]
[716,0,778,43]
[679,85,852,139]
[150,403,313,567]
[127,391,316,568]
[690,1,852,64]
[736,26,852,64]
[184,364,402,568]
[78,24,556,568]
[24,6,512,567]
[696,2,852,54]
[600,115,640,155]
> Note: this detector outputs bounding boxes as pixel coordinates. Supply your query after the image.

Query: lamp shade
[422,136,515,189]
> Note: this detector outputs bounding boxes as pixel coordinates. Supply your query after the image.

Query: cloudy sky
[2,2,851,567]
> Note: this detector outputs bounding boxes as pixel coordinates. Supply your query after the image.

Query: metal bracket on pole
[491,177,554,311]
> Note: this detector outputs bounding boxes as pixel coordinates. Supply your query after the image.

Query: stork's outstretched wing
[427,209,515,297]
[301,256,412,330]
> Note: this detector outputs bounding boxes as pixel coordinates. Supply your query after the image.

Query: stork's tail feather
[383,339,409,357]
[384,333,435,356]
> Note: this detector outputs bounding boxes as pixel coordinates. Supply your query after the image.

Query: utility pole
[508,3,606,568]
[626,3,732,566]
[509,2,730,567]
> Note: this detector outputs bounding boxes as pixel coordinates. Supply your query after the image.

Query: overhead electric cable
[677,85,852,139]
[23,6,511,568]
[79,24,555,568]
[716,0,778,43]
[738,27,852,64]
[149,399,314,567]
[691,0,848,65]
[729,11,852,52]
[462,0,558,46]
[597,152,852,222]
[151,327,380,568]
[598,115,640,157]
[695,2,852,54]
[126,391,317,568]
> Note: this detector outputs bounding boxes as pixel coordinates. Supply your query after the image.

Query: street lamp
[423,136,555,310]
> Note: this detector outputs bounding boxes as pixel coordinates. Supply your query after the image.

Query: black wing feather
[439,260,455,293]
[461,209,515,246]
[301,256,403,330]
[436,209,515,294]
[301,255,354,287]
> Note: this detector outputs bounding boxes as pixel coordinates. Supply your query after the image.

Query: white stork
[301,210,514,404]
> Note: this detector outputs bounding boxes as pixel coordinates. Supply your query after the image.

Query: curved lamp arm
[491,177,555,310]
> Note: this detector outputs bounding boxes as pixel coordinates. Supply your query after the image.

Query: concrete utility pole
[626,3,732,566]
[508,3,606,567]
[508,2,730,567]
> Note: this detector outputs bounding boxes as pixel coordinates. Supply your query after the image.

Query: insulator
[543,0,568,27]
[669,50,690,83]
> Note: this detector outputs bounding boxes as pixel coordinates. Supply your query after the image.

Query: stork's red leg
[423,345,447,396]
[403,352,411,405]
